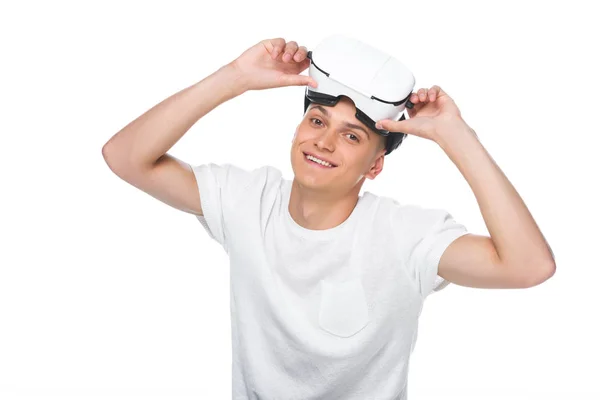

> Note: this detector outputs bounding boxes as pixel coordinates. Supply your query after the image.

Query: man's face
[290,96,387,194]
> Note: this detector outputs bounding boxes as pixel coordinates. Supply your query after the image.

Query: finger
[296,57,312,74]
[375,118,406,131]
[280,73,317,88]
[270,38,286,59]
[282,41,298,63]
[294,45,309,62]
[406,100,425,118]
[428,87,437,102]
[410,92,419,104]
[418,88,428,102]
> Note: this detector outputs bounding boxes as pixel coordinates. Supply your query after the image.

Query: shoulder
[193,162,283,192]
[221,164,285,208]
[246,164,285,196]
[361,191,455,236]
[361,190,423,219]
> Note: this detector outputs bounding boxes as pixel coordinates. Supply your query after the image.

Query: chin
[291,153,339,190]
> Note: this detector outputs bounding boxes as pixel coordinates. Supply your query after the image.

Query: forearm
[436,121,555,271]
[102,62,247,168]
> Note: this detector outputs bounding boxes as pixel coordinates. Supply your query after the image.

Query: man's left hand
[375,85,467,143]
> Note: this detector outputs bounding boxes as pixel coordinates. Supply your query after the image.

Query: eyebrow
[310,105,370,140]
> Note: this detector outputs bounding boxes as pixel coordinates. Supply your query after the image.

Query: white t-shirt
[192,163,469,400]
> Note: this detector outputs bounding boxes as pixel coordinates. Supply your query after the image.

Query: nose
[315,128,336,152]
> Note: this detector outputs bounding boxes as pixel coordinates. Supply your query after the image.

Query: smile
[303,152,337,168]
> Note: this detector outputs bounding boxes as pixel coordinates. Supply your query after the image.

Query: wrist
[434,117,477,149]
[221,61,249,96]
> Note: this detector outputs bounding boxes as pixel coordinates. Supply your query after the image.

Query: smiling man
[102,36,556,400]
[289,98,388,231]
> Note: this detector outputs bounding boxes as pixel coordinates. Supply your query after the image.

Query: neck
[288,179,362,230]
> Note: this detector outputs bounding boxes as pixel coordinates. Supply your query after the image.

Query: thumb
[279,74,318,88]
[376,117,429,137]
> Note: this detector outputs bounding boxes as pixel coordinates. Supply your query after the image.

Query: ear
[365,153,385,180]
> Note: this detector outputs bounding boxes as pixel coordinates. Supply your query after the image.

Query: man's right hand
[230,38,318,92]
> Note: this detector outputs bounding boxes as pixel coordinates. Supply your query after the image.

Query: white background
[1,0,598,399]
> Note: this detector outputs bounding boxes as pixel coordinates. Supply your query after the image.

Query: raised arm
[101,63,246,215]
[101,38,317,216]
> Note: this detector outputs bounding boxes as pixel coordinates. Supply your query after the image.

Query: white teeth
[306,154,333,167]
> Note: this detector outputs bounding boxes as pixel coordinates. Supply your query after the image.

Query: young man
[103,37,556,399]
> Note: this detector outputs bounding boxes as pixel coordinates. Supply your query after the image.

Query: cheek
[345,153,371,171]
[293,129,316,146]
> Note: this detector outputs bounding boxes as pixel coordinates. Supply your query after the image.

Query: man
[102,37,556,399]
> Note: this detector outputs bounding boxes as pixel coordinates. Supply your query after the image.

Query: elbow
[523,260,556,288]
[102,140,129,176]
[102,141,118,170]
[542,261,557,282]
[102,141,153,181]
[102,142,111,162]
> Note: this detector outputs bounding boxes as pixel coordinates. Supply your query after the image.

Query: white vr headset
[304,35,416,155]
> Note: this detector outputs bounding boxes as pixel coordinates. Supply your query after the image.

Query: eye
[346,133,359,142]
[310,118,360,142]
[310,117,323,126]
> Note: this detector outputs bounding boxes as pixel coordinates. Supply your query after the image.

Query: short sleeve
[191,163,255,253]
[399,205,469,298]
